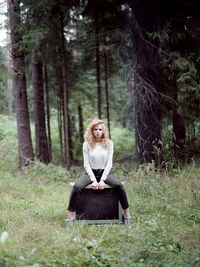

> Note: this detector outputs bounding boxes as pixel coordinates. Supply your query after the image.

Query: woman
[66,119,131,227]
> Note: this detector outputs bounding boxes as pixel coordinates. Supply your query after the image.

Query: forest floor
[0,116,200,266]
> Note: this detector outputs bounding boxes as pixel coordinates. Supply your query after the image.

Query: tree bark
[57,94,64,161]
[78,104,84,143]
[32,48,50,164]
[55,38,64,163]
[61,23,71,167]
[172,111,186,155]
[104,48,111,138]
[68,114,74,161]
[6,32,14,117]
[134,79,163,164]
[55,16,71,167]
[7,0,34,167]
[95,9,102,119]
[44,62,52,160]
[129,1,164,165]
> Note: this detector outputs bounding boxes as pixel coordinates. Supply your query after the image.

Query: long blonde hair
[84,119,111,149]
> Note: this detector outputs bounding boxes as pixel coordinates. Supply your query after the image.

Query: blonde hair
[84,119,111,149]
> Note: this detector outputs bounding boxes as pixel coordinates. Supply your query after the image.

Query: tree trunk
[7,0,34,167]
[134,79,163,164]
[32,48,50,164]
[68,114,74,161]
[57,94,64,161]
[172,111,186,156]
[55,38,64,163]
[104,48,111,138]
[95,10,102,119]
[78,104,84,143]
[44,63,52,160]
[55,17,71,167]
[130,1,164,165]
[6,32,14,117]
[61,21,71,167]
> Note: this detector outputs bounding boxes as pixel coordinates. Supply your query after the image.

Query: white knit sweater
[83,140,114,182]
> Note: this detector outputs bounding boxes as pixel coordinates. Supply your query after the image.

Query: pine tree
[7,0,34,167]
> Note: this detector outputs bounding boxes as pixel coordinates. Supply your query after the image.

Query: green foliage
[0,128,5,140]
[2,0,200,166]
[162,51,200,119]
[111,126,134,159]
[24,161,70,182]
[149,13,200,120]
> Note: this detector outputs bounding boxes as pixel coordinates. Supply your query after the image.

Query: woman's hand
[98,180,105,190]
[91,180,99,190]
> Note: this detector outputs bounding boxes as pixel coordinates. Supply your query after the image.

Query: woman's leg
[105,174,130,213]
[67,173,91,214]
[105,174,131,227]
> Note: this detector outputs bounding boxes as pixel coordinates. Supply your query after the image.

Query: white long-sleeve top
[83,140,114,182]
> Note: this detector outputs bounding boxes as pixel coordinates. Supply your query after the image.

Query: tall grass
[0,115,199,266]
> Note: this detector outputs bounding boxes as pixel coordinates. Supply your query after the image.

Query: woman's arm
[100,140,114,181]
[83,141,97,182]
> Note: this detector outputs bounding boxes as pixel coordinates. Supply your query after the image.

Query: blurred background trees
[1,0,200,168]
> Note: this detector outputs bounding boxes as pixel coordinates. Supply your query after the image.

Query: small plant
[0,128,5,140]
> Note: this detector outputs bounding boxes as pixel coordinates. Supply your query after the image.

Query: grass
[0,115,200,266]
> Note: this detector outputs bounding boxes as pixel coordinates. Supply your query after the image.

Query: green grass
[0,115,200,266]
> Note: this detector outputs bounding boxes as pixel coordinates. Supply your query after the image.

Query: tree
[7,0,34,167]
[94,3,102,119]
[53,1,72,167]
[125,0,164,164]
[21,0,51,164]
[6,33,14,117]
[0,47,7,114]
[32,46,50,164]
[43,62,52,160]
[147,0,200,159]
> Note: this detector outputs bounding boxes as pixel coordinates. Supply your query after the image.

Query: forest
[0,0,200,266]
[0,0,199,167]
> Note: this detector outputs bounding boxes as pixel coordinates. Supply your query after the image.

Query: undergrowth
[0,115,200,266]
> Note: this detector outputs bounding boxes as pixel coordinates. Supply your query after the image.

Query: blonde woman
[66,119,131,227]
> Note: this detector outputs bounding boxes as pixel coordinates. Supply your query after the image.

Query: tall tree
[21,0,51,164]
[44,62,52,160]
[53,1,72,167]
[32,46,50,164]
[0,47,7,114]
[7,0,34,167]
[6,33,14,117]
[127,0,164,164]
[78,104,84,143]
[94,4,102,119]
[104,38,111,138]
[148,0,200,159]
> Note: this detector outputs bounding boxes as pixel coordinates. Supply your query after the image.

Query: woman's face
[93,123,104,140]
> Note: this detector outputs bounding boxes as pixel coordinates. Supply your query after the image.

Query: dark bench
[69,182,123,224]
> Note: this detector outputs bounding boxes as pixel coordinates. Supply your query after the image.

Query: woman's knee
[117,182,124,190]
[73,182,84,191]
[73,184,81,192]
[74,174,91,189]
[106,174,123,188]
